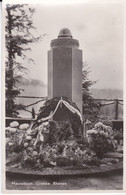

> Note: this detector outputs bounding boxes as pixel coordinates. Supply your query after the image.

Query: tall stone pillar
[48,28,82,114]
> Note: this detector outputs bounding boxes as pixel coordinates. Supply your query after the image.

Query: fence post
[32,107,35,119]
[114,99,118,120]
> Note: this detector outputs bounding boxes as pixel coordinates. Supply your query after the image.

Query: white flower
[87,129,98,135]
[24,142,29,148]
[43,121,49,126]
[50,161,56,166]
[87,130,93,134]
[92,130,98,134]
[100,130,105,135]
[26,135,32,140]
[94,122,103,128]
[6,127,17,133]
[19,123,29,130]
[10,121,19,128]
[33,151,38,156]
[43,127,47,131]
[106,126,112,133]
[104,132,109,138]
[11,128,17,133]
[27,129,32,135]
[8,142,13,146]
[6,127,11,131]
[38,124,44,131]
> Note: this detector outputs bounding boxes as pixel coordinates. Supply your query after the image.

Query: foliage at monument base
[6,121,118,170]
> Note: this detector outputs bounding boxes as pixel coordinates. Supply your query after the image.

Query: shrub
[86,122,116,158]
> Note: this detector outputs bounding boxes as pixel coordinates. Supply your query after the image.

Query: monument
[48,28,82,120]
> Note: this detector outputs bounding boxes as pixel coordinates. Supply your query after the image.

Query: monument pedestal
[48,28,82,121]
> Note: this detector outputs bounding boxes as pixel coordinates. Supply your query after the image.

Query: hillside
[19,79,123,99]
[90,88,123,99]
[16,79,123,118]
[20,78,47,97]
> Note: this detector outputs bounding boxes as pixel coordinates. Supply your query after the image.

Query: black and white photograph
[2,0,125,192]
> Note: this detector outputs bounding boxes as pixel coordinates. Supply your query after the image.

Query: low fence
[5,96,123,132]
[15,95,47,118]
[94,98,123,121]
[15,96,123,121]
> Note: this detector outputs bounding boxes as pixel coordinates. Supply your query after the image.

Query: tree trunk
[6,8,14,117]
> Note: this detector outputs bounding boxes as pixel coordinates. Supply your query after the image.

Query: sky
[23,2,123,90]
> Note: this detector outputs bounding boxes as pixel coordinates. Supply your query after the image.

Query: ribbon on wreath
[34,124,44,145]
[38,97,82,122]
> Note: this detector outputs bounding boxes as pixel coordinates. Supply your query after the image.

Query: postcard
[1,0,126,193]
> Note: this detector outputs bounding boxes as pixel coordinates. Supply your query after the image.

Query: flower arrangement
[86,122,117,157]
[6,120,100,169]
[6,120,119,170]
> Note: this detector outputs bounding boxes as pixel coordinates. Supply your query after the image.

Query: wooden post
[83,122,86,138]
[83,119,92,138]
[32,107,35,119]
[115,99,118,120]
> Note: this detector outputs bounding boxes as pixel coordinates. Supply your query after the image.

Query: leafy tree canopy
[5,4,42,117]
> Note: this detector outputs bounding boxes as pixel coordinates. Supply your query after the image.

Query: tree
[5,4,41,117]
[82,63,101,122]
